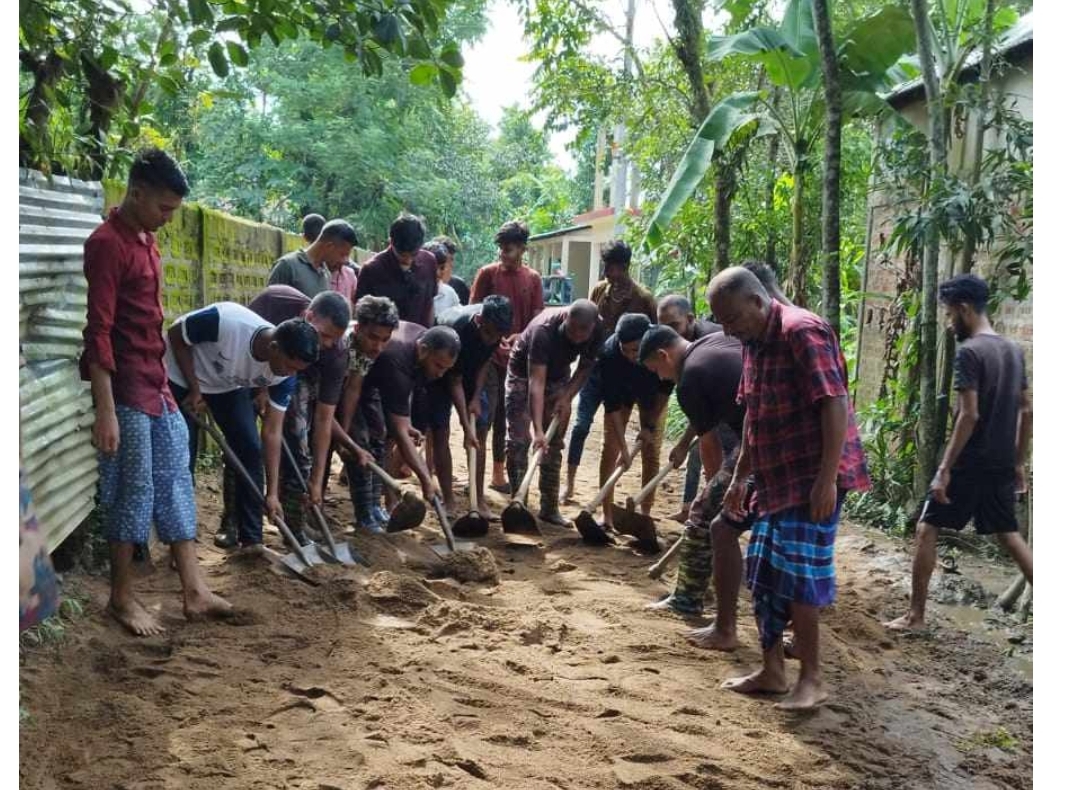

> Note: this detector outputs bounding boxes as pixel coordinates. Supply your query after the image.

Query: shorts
[920,468,1019,535]
[412,380,452,432]
[477,362,505,432]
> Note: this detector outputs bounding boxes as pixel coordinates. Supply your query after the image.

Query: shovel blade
[279,552,322,585]
[501,502,540,535]
[452,512,490,539]
[386,493,427,533]
[575,510,613,546]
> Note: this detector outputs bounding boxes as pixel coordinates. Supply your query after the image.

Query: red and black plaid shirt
[738,300,870,515]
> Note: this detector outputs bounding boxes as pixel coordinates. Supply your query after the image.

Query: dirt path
[20,420,1032,790]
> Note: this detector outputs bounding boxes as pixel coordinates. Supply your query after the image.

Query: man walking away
[886,274,1032,632]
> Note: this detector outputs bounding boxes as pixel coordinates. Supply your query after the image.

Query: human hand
[93,409,120,455]
[532,429,548,454]
[722,478,747,522]
[809,474,837,522]
[182,388,207,417]
[930,467,951,505]
[265,494,284,526]
[253,388,269,417]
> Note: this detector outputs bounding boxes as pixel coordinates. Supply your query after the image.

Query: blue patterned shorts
[98,402,198,545]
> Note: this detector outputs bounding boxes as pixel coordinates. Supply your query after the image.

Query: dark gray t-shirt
[268,250,329,298]
[953,333,1028,471]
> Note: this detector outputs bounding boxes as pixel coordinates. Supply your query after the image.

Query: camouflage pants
[668,474,727,615]
[504,372,569,513]
[280,374,316,534]
[345,389,387,521]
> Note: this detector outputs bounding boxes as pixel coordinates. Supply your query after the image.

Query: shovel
[574,436,643,546]
[612,438,698,549]
[187,410,322,585]
[364,460,428,533]
[280,440,368,567]
[453,444,490,538]
[428,494,479,556]
[501,417,560,536]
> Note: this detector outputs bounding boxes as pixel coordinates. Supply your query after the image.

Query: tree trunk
[910,0,949,499]
[812,0,842,335]
[19,50,66,172]
[714,162,734,271]
[787,156,807,306]
[764,119,781,269]
[670,0,711,123]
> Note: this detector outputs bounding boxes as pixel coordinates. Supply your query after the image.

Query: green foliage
[19,591,87,652]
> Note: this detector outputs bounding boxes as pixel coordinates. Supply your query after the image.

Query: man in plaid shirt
[708,266,869,711]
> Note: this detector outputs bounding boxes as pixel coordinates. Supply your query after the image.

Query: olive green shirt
[268,249,329,299]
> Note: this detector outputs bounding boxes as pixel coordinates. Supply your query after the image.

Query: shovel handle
[632,437,698,506]
[514,416,560,504]
[467,445,479,510]
[648,533,685,579]
[431,495,457,553]
[278,440,341,555]
[366,460,405,494]
[585,436,643,512]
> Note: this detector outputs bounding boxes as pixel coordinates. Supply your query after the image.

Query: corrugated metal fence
[19,169,103,551]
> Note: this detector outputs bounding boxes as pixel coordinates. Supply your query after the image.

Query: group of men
[81,148,1033,712]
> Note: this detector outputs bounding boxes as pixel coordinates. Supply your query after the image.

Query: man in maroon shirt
[81,148,231,636]
[709,266,870,711]
[353,213,437,329]
[471,220,544,498]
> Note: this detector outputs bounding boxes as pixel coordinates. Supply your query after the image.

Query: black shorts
[920,468,1019,535]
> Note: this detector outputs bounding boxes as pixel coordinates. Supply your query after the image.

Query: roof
[885,12,1033,108]
[528,223,592,242]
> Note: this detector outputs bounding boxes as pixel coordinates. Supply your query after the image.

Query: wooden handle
[431,495,456,553]
[366,460,404,494]
[467,445,479,510]
[586,436,643,511]
[514,416,560,504]
[647,533,685,578]
[632,437,698,506]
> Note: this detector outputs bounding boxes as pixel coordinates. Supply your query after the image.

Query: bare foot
[667,507,690,524]
[721,669,789,695]
[108,598,166,637]
[643,596,702,616]
[687,623,738,652]
[883,612,926,632]
[775,677,829,711]
[183,589,235,622]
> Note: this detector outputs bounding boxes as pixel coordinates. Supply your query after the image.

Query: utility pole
[610,0,637,233]
[593,127,607,210]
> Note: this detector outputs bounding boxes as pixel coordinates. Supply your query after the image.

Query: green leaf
[437,66,457,98]
[277,19,299,39]
[216,16,248,32]
[407,36,431,60]
[159,74,181,96]
[642,93,760,250]
[207,41,229,77]
[409,62,436,86]
[187,0,214,27]
[226,41,249,67]
[440,41,464,69]
[838,5,916,93]
[779,0,816,55]
[188,29,212,47]
[99,46,119,70]
[374,14,401,47]
[122,120,140,139]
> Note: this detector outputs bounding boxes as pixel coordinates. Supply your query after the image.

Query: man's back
[953,333,1028,471]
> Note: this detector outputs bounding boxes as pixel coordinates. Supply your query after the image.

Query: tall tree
[812,0,841,333]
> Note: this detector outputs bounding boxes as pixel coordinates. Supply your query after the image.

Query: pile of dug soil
[363,571,439,614]
[440,546,500,584]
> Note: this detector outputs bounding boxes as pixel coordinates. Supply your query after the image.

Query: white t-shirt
[165,302,296,411]
[433,283,461,319]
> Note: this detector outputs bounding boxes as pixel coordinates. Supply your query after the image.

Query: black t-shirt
[449,275,470,306]
[363,321,426,417]
[953,333,1028,471]
[693,319,723,339]
[676,333,745,436]
[354,248,437,329]
[598,334,674,413]
[437,304,497,396]
[509,306,606,381]
[247,284,348,406]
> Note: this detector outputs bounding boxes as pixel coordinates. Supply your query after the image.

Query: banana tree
[643,0,915,304]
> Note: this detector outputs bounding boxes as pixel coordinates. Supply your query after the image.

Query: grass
[956,727,1019,754]
[19,587,88,653]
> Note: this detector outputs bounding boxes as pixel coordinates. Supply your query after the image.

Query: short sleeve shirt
[590,279,657,333]
[738,301,870,514]
[470,262,545,367]
[434,283,461,318]
[362,321,426,417]
[165,302,295,410]
[268,250,329,298]
[675,333,745,435]
[247,285,348,406]
[952,333,1028,471]
[598,335,674,414]
[354,248,437,329]
[437,304,499,396]
[692,319,723,339]
[509,306,606,382]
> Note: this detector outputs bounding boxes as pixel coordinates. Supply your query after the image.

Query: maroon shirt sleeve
[529,267,545,318]
[470,265,492,305]
[82,233,123,372]
[353,259,376,303]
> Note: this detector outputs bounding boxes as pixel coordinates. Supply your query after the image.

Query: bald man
[708,266,869,711]
[506,300,605,525]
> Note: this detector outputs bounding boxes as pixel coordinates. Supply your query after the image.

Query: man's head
[740,259,790,305]
[417,326,461,381]
[657,294,697,340]
[615,312,652,362]
[564,299,600,345]
[125,147,189,232]
[475,294,513,346]
[305,291,351,349]
[495,220,530,269]
[269,318,320,376]
[389,213,427,266]
[432,235,458,258]
[938,273,991,341]
[638,324,686,382]
[424,242,453,283]
[302,213,326,245]
[706,267,772,344]
[601,239,633,286]
[314,219,359,271]
[353,295,400,359]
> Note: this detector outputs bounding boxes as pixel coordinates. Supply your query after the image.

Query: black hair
[601,239,633,269]
[420,326,461,357]
[658,294,693,316]
[128,147,189,197]
[568,298,600,327]
[638,324,682,364]
[938,273,989,313]
[431,235,458,256]
[319,218,359,247]
[308,290,351,330]
[389,213,426,253]
[273,318,320,365]
[423,242,449,268]
[616,313,651,344]
[302,213,326,243]
[480,294,513,334]
[740,260,781,293]
[354,295,400,329]
[494,220,530,247]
